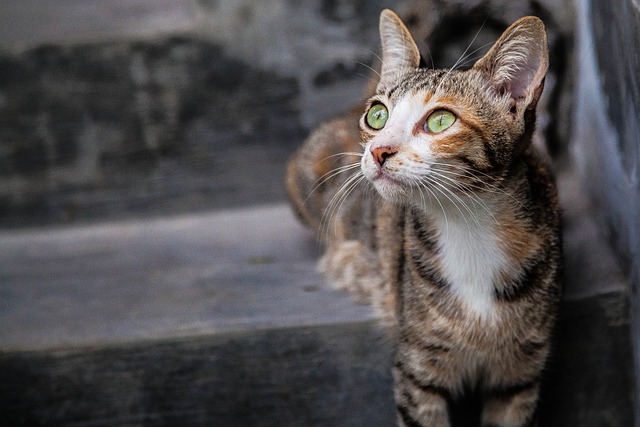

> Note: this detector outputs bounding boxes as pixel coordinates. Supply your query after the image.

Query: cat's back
[286,108,363,235]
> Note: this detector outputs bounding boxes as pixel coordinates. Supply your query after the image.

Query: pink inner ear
[507,59,540,101]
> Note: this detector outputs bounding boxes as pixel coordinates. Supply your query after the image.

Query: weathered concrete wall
[0,0,390,227]
[573,0,640,424]
[0,39,306,225]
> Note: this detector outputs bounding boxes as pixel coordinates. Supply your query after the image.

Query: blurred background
[0,1,638,426]
[0,0,388,227]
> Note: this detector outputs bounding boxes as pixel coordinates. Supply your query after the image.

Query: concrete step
[0,204,380,351]
[0,204,395,426]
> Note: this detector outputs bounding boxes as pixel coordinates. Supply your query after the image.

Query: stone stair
[0,204,396,426]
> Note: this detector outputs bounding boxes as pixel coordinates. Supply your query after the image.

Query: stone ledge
[0,204,376,353]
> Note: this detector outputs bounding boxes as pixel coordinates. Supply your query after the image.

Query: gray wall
[0,0,391,227]
[573,0,640,423]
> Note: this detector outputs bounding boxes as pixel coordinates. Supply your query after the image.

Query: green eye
[426,109,456,133]
[366,103,389,130]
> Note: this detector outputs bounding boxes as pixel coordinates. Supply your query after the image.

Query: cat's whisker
[321,171,360,229]
[413,162,486,196]
[356,72,382,87]
[356,61,382,81]
[424,169,488,230]
[421,179,473,239]
[317,162,361,180]
[312,163,360,189]
[414,179,450,235]
[421,167,500,225]
[433,20,488,97]
[331,173,366,230]
[365,48,383,66]
[426,162,506,195]
[420,175,477,232]
[451,19,487,72]
[319,171,365,242]
[319,152,364,162]
[432,162,528,212]
[424,42,436,70]
[453,40,495,70]
[306,151,363,194]
[441,185,483,231]
[436,182,499,226]
[304,162,361,208]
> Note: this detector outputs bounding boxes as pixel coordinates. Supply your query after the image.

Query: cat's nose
[371,146,397,167]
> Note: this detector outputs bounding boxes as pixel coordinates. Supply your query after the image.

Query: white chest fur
[431,210,506,321]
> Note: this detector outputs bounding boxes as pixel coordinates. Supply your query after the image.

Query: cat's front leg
[481,382,540,427]
[393,361,451,427]
[394,386,450,427]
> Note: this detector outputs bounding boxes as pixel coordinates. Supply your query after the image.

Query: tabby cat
[286,9,562,427]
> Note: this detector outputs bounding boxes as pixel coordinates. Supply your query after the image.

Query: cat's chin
[368,173,411,203]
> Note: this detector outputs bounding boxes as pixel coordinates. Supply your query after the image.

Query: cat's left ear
[473,16,548,113]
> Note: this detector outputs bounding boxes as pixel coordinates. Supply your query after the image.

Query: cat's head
[360,9,548,206]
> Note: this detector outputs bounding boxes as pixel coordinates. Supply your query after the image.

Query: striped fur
[286,10,561,427]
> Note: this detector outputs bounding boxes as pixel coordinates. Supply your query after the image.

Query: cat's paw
[320,240,378,301]
[319,240,396,325]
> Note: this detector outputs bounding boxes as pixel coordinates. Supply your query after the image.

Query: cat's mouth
[361,152,413,201]
[365,164,394,183]
[366,168,411,200]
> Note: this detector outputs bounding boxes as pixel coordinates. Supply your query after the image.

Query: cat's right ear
[377,9,421,92]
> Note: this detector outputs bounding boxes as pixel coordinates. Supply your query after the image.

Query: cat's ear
[473,16,548,112]
[377,9,421,92]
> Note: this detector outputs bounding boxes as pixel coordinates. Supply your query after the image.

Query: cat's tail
[285,108,364,240]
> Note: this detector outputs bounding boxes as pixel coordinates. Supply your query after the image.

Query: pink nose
[371,146,397,166]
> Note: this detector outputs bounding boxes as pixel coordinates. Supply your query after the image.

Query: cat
[286,9,562,427]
